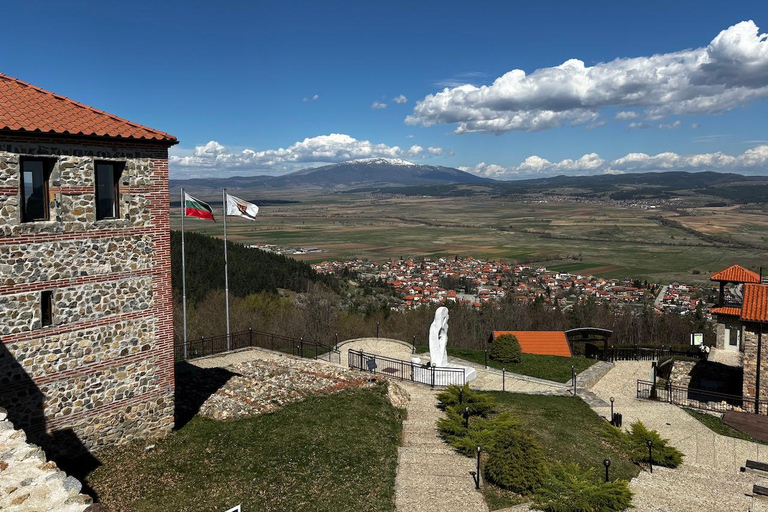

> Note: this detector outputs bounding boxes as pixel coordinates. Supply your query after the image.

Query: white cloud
[371,100,388,109]
[302,94,320,102]
[428,146,443,155]
[691,123,700,129]
[406,145,423,156]
[659,120,682,130]
[169,134,444,176]
[616,111,639,120]
[627,122,652,129]
[408,21,768,133]
[393,94,408,104]
[461,145,768,179]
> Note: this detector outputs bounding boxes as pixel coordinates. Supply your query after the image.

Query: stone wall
[668,360,697,388]
[742,323,768,402]
[0,134,175,458]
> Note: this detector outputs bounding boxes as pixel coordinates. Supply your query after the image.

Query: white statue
[429,307,449,367]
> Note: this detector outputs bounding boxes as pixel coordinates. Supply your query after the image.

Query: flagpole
[181,187,188,360]
[223,188,231,351]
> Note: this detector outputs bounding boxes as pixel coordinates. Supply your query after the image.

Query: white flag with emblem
[225,193,259,220]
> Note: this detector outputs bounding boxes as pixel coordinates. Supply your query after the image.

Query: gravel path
[589,361,768,512]
[395,382,488,512]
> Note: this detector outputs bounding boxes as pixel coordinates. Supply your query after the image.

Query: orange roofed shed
[493,331,572,357]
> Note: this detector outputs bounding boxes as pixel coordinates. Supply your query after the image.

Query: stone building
[0,73,177,456]
[710,265,768,404]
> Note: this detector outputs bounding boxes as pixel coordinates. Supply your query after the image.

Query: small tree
[490,334,522,363]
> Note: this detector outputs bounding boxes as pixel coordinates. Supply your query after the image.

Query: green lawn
[427,346,597,383]
[483,393,640,509]
[683,408,768,445]
[85,385,403,512]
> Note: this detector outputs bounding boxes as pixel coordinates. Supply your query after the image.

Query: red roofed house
[0,74,177,458]
[710,265,768,403]
[493,331,572,357]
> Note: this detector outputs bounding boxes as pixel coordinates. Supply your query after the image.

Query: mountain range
[170,158,768,204]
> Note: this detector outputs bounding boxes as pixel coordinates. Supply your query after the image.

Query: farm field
[172,192,768,284]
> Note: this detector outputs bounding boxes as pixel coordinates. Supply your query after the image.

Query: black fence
[348,349,465,387]
[608,346,704,362]
[174,328,341,364]
[636,380,768,415]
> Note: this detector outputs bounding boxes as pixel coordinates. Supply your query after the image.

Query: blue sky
[3,1,768,179]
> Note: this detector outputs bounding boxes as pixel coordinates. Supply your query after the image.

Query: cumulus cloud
[393,94,408,104]
[659,120,682,130]
[371,100,388,109]
[460,145,768,179]
[428,146,443,155]
[408,21,768,133]
[627,122,652,129]
[169,134,444,176]
[303,94,319,102]
[616,111,639,120]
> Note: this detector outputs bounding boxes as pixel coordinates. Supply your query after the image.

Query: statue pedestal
[412,364,477,386]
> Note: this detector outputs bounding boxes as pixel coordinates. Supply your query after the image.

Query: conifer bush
[627,421,683,468]
[533,463,633,512]
[490,334,522,363]
[436,384,496,416]
[484,424,546,493]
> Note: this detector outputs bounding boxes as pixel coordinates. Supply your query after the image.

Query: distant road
[654,285,669,307]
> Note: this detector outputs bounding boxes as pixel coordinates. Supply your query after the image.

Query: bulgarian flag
[183,193,216,221]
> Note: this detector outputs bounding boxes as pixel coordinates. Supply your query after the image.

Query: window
[20,158,52,222]
[41,290,53,327]
[95,162,122,220]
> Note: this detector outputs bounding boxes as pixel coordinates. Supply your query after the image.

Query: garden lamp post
[464,406,470,429]
[647,439,653,473]
[603,458,611,482]
[610,397,615,423]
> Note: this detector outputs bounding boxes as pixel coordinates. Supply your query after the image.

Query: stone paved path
[588,360,768,512]
[395,382,488,512]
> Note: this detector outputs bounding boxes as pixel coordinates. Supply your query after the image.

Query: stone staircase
[629,461,768,512]
[0,408,92,512]
[395,384,487,512]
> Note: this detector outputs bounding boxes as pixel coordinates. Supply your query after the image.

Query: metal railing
[174,328,341,364]
[636,380,768,415]
[608,346,704,362]
[348,349,465,388]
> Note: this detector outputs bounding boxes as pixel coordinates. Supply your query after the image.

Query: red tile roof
[0,73,177,144]
[742,284,768,323]
[711,306,742,317]
[493,331,572,357]
[710,265,761,284]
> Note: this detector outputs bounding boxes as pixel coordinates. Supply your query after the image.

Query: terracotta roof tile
[742,284,768,323]
[711,306,742,317]
[0,73,177,144]
[710,265,761,284]
[493,331,572,357]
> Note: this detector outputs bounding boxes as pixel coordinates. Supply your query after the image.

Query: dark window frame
[19,157,54,223]
[41,290,53,327]
[94,161,124,221]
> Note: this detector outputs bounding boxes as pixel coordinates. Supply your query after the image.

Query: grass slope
[417,346,597,383]
[484,393,640,509]
[85,385,403,512]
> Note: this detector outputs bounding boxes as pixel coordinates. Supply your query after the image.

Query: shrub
[627,421,683,468]
[438,404,518,456]
[490,334,522,363]
[436,384,496,417]
[533,463,633,512]
[484,424,546,493]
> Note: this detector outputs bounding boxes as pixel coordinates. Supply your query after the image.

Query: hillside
[170,230,336,303]
[353,171,768,204]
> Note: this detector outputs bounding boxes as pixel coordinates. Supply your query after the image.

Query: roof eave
[0,128,179,147]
